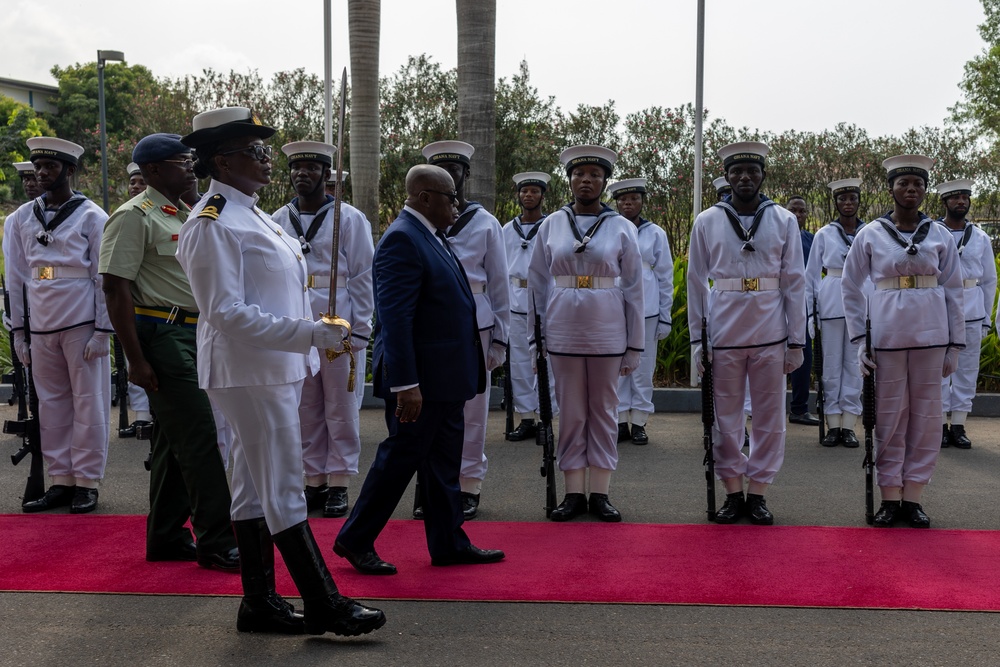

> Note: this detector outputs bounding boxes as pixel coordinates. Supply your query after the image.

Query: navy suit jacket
[371,208,486,402]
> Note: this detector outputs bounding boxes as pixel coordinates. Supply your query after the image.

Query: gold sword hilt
[321,314,356,392]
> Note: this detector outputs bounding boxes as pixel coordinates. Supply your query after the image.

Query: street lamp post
[97,49,125,213]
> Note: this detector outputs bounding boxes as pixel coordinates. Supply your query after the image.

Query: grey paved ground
[2,399,1000,666]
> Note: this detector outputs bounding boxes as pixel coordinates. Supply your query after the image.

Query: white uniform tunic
[177,180,320,534]
[502,215,555,419]
[528,206,644,471]
[7,194,111,484]
[939,221,997,415]
[686,198,805,485]
[842,216,964,488]
[446,204,510,484]
[617,219,673,426]
[804,222,869,418]
[273,200,374,484]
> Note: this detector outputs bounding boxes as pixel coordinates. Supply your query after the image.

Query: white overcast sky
[1,0,987,137]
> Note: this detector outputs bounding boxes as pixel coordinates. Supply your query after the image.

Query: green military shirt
[99,186,196,310]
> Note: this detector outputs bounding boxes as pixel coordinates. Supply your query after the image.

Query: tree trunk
[456,0,496,212]
[348,0,382,238]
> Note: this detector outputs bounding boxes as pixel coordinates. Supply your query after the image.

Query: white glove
[858,345,876,377]
[2,311,11,333]
[486,342,506,372]
[620,349,641,377]
[83,332,110,361]
[783,347,804,374]
[311,319,348,350]
[942,347,960,378]
[692,343,711,377]
[807,317,815,339]
[655,322,671,341]
[13,331,29,366]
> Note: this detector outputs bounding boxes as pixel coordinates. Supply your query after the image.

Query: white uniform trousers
[31,325,110,482]
[299,349,361,479]
[875,348,946,488]
[617,316,657,425]
[550,355,620,471]
[941,321,983,414]
[353,346,368,408]
[208,382,308,534]
[711,344,785,484]
[460,329,491,481]
[510,312,556,417]
[210,399,234,469]
[127,382,150,414]
[820,318,862,417]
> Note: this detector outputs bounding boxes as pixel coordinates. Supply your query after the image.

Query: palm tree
[456,0,496,212]
[348,0,381,237]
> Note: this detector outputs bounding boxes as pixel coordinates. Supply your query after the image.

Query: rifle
[503,346,514,437]
[812,296,825,443]
[1,276,27,420]
[862,313,876,525]
[700,317,716,522]
[112,335,131,437]
[534,311,557,518]
[4,285,44,505]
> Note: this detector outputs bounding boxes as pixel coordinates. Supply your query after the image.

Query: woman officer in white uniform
[176,107,385,637]
[528,145,644,522]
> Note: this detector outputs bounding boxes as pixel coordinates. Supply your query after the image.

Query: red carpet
[1,514,997,611]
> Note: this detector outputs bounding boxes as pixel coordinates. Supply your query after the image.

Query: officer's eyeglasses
[159,157,195,168]
[422,189,459,204]
[219,144,273,161]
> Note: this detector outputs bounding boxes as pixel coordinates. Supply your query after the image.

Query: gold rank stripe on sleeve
[198,194,226,221]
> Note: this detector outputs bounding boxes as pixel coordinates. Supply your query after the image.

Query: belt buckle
[38,267,54,280]
[307,275,316,289]
[899,276,916,289]
[577,275,592,289]
[517,278,528,288]
[742,277,758,292]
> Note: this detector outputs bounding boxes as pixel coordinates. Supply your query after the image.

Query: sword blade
[327,67,348,317]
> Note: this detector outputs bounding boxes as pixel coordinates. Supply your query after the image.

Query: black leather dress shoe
[588,493,622,522]
[743,427,750,450]
[713,492,744,524]
[146,541,198,562]
[431,544,505,566]
[901,500,930,528]
[873,500,902,527]
[821,427,842,447]
[461,492,480,519]
[333,541,397,575]
[549,493,588,522]
[70,488,99,514]
[506,419,537,442]
[840,429,860,448]
[119,422,137,438]
[198,547,241,572]
[237,592,305,634]
[22,485,75,513]
[617,423,631,442]
[745,494,774,525]
[941,424,952,448]
[305,484,329,512]
[323,487,349,518]
[951,425,972,449]
[789,412,821,426]
[631,424,649,446]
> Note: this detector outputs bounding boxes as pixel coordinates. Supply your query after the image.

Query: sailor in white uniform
[610,178,673,446]
[687,141,806,526]
[936,178,996,449]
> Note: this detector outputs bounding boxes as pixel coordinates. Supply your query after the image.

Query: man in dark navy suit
[333,165,505,574]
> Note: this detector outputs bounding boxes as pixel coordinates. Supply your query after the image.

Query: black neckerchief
[562,203,617,253]
[878,213,931,255]
[713,195,776,252]
[32,193,87,246]
[829,220,866,259]
[446,202,483,238]
[937,218,975,256]
[512,214,545,249]
[635,217,653,234]
[285,195,335,254]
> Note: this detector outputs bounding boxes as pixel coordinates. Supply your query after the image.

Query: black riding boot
[232,518,304,635]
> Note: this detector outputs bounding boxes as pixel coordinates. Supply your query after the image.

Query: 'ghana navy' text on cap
[13,161,34,174]
[608,178,647,198]
[282,140,335,168]
[181,107,276,148]
[512,171,551,191]
[718,141,769,170]
[422,140,475,166]
[27,137,85,166]
[326,170,349,184]
[559,145,617,177]
[882,154,934,183]
[132,133,188,164]
[935,178,973,199]
[712,176,731,194]
[828,178,862,196]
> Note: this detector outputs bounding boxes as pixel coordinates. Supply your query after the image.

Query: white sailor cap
[326,170,349,184]
[13,162,34,175]
[182,107,276,148]
[282,140,335,167]
[828,178,862,195]
[27,137,85,166]
[882,154,934,183]
[559,144,617,176]
[935,178,973,199]
[718,141,769,170]
[127,162,141,176]
[422,140,474,166]
[607,178,647,198]
[712,176,731,194]
[512,171,551,191]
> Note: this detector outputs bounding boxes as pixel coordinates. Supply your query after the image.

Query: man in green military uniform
[99,133,239,572]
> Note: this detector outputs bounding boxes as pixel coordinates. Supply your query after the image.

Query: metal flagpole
[692,0,705,219]
[324,0,333,144]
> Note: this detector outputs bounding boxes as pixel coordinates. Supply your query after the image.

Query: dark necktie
[436,230,459,264]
